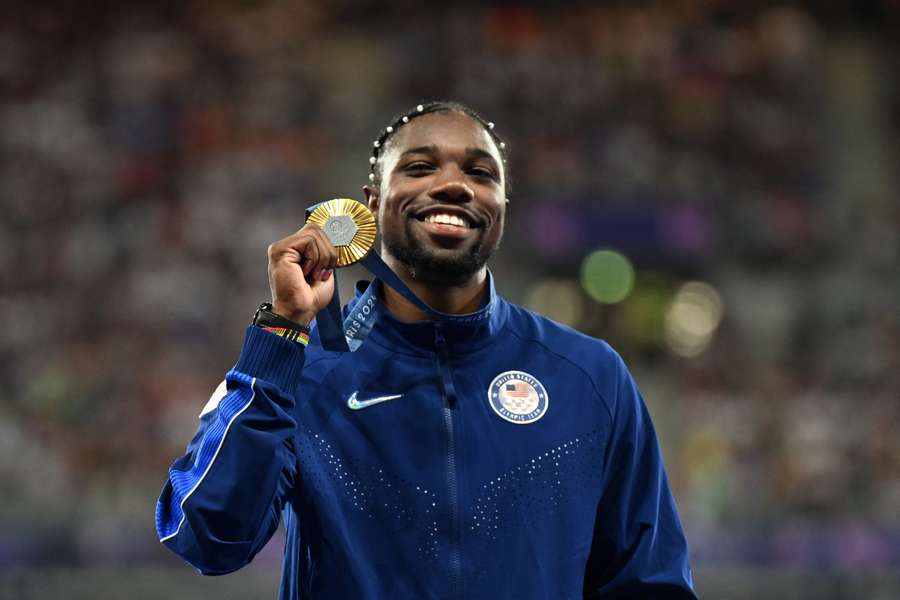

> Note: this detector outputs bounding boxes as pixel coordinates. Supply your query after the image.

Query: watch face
[306,198,377,267]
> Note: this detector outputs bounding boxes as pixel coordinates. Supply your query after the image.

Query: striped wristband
[251,303,311,347]
[260,326,310,347]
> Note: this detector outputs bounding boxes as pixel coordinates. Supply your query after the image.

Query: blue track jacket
[156,279,696,599]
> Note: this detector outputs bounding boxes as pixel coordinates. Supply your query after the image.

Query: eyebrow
[399,145,439,157]
[399,145,500,167]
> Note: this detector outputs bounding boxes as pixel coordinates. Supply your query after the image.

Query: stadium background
[1,1,898,598]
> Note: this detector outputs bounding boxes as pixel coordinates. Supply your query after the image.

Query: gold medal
[306,198,377,267]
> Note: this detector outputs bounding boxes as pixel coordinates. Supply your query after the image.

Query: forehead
[384,111,501,162]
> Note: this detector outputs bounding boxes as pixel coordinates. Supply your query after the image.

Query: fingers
[304,225,337,279]
[270,223,338,277]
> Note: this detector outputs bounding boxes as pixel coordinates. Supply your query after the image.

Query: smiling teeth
[425,214,468,227]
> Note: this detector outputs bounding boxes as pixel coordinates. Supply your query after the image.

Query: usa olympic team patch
[487,371,549,425]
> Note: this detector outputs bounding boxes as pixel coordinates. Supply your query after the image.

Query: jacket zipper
[434,323,462,597]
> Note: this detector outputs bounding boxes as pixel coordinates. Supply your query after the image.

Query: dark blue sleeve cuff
[234,326,306,391]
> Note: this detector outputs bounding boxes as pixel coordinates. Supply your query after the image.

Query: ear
[364,185,379,212]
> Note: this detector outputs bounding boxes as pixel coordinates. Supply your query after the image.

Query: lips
[408,206,482,242]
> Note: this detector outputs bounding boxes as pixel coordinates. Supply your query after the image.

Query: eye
[469,166,499,182]
[402,161,435,174]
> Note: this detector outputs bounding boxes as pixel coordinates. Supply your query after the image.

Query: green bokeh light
[580,249,635,304]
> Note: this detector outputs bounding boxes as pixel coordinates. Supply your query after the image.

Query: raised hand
[267,223,338,325]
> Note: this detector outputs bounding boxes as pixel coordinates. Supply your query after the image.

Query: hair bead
[367,101,507,186]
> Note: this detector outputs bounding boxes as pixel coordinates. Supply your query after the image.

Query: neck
[380,256,488,322]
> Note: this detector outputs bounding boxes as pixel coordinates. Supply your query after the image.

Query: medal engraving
[324,215,358,246]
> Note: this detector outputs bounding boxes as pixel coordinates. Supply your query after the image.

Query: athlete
[156,101,697,599]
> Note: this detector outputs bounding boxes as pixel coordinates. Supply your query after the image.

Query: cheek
[376,197,406,236]
[490,220,505,244]
[490,209,506,243]
[490,200,506,229]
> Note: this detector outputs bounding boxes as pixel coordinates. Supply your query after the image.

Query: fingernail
[322,269,333,281]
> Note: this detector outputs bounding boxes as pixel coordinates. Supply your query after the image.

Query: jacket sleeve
[155,326,305,575]
[584,352,697,599]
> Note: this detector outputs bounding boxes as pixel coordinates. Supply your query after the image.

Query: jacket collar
[347,272,508,355]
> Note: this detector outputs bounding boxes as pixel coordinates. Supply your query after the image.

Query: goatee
[384,219,492,287]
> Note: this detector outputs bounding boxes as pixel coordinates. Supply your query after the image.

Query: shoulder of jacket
[502,302,624,417]
[503,302,618,361]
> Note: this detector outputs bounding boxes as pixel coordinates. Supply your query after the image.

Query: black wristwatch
[252,302,310,335]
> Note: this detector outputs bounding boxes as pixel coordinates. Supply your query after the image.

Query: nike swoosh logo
[347,391,404,410]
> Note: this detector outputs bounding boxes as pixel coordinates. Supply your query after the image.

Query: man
[155,101,697,599]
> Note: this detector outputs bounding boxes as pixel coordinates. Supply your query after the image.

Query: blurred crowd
[1,0,898,570]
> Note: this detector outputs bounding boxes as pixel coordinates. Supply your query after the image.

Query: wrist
[252,303,311,346]
[271,302,315,327]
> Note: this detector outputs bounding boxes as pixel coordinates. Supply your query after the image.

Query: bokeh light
[580,249,635,304]
[620,272,673,347]
[663,281,724,358]
[524,277,585,327]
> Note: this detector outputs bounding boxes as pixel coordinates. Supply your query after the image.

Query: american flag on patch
[504,383,531,398]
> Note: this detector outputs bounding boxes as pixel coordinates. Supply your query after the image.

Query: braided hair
[367,101,509,190]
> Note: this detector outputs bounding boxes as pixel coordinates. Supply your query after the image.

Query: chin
[386,231,492,287]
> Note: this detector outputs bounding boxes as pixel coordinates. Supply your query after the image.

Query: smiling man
[155,101,697,599]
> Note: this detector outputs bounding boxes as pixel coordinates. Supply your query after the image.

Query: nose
[429,166,475,203]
